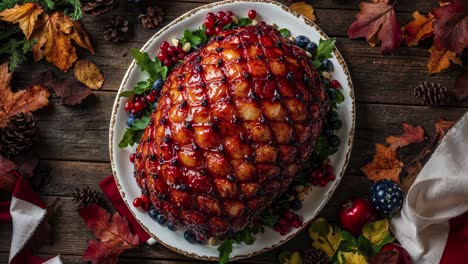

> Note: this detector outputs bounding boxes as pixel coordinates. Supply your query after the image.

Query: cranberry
[133,197,142,207]
[206,26,215,36]
[130,153,136,163]
[248,10,257,19]
[222,15,232,24]
[204,16,215,28]
[216,11,226,19]
[215,26,223,34]
[141,195,150,205]
[167,46,176,56]
[124,101,134,112]
[206,12,216,20]
[178,52,186,59]
[175,46,182,53]
[146,93,156,103]
[133,101,145,112]
[158,51,168,61]
[331,80,341,89]
[339,198,377,235]
[163,58,172,67]
[160,41,169,51]
[171,56,179,63]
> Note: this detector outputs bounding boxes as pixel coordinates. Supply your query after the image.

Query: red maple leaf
[348,0,403,54]
[432,0,468,54]
[386,122,425,150]
[79,204,139,264]
[434,118,456,142]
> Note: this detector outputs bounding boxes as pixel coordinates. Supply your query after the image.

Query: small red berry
[216,11,226,19]
[206,12,216,20]
[175,46,182,53]
[141,195,150,205]
[204,16,215,28]
[157,51,168,61]
[248,10,257,19]
[215,26,223,34]
[141,202,149,212]
[258,21,266,26]
[205,26,215,36]
[167,46,176,56]
[178,52,186,59]
[331,80,341,89]
[124,101,133,112]
[222,15,232,24]
[133,101,145,112]
[130,153,136,163]
[163,58,172,66]
[226,11,234,16]
[171,56,179,63]
[146,93,156,103]
[160,41,169,51]
[133,197,142,207]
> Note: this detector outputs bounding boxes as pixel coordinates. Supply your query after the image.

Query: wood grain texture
[2,0,467,263]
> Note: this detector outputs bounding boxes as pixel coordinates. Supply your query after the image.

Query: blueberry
[323,127,334,137]
[327,110,339,122]
[306,42,318,53]
[148,208,159,220]
[156,214,167,225]
[290,199,302,211]
[329,135,341,148]
[330,119,342,130]
[152,102,158,109]
[184,231,196,243]
[152,79,164,91]
[295,35,310,48]
[167,222,176,231]
[130,111,143,119]
[327,88,337,100]
[322,59,334,72]
[320,76,330,87]
[127,117,136,127]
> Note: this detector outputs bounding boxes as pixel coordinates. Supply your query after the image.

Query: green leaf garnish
[279,28,291,38]
[315,38,336,61]
[313,136,338,160]
[131,116,150,130]
[238,17,252,26]
[217,239,234,264]
[130,48,168,80]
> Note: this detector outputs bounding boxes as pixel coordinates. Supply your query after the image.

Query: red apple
[381,243,413,264]
[339,198,377,235]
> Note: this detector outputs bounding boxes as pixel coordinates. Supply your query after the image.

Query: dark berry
[331,80,341,89]
[206,12,215,20]
[152,78,164,91]
[323,127,334,137]
[327,88,337,100]
[163,59,172,67]
[127,117,136,127]
[166,46,176,56]
[129,111,143,119]
[215,25,223,34]
[156,214,167,225]
[130,153,136,163]
[148,208,159,220]
[306,42,317,53]
[322,59,334,72]
[204,16,215,28]
[222,15,232,24]
[206,26,215,36]
[330,119,342,130]
[133,100,146,112]
[157,51,167,61]
[329,135,341,147]
[216,11,226,19]
[294,35,310,48]
[133,197,142,207]
[369,179,403,215]
[320,76,330,86]
[327,110,339,122]
[184,231,196,243]
[124,101,134,112]
[160,41,169,52]
[248,10,257,19]
[141,195,149,205]
[290,199,302,210]
[152,102,158,109]
[167,222,176,231]
[146,93,156,103]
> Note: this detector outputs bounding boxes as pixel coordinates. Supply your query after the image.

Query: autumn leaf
[427,45,462,74]
[361,144,403,183]
[337,251,368,264]
[308,218,343,259]
[370,250,399,264]
[403,11,435,46]
[431,0,468,55]
[79,204,139,264]
[74,60,104,90]
[362,219,389,246]
[0,62,50,128]
[348,0,403,54]
[290,2,316,21]
[455,68,468,101]
[386,122,425,151]
[31,12,94,72]
[434,118,455,141]
[0,3,43,39]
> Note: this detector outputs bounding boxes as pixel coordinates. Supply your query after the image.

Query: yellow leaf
[285,252,303,264]
[290,2,316,21]
[338,251,369,264]
[308,218,343,258]
[428,45,462,74]
[74,60,104,90]
[0,3,43,39]
[362,220,389,246]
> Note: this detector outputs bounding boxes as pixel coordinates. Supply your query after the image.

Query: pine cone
[303,248,329,264]
[81,0,118,16]
[0,113,38,157]
[104,16,129,42]
[72,187,106,210]
[139,5,164,29]
[414,82,447,107]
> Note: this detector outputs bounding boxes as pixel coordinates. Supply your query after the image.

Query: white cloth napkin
[390,112,468,263]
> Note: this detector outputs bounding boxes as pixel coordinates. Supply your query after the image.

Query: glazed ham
[134,24,328,239]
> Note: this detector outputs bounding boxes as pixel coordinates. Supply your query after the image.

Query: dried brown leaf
[290,2,316,21]
[74,60,104,90]
[427,45,462,74]
[361,144,403,183]
[0,3,43,39]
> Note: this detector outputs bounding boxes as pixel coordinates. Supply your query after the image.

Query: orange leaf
[435,118,455,142]
[79,204,139,264]
[0,63,49,128]
[290,2,316,21]
[427,45,462,74]
[74,60,104,90]
[403,11,435,46]
[0,3,43,39]
[30,12,94,72]
[361,144,403,183]
[386,122,425,150]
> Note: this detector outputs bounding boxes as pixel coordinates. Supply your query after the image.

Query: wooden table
[1,0,466,263]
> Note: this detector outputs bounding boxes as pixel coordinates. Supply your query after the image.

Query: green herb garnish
[279,28,291,38]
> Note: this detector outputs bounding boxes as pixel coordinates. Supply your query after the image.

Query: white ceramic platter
[109,0,355,261]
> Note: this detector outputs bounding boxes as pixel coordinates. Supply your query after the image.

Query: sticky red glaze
[134,25,328,238]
